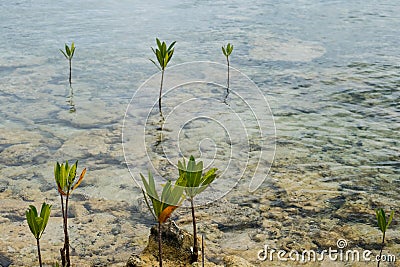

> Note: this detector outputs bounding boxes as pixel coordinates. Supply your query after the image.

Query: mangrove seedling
[54,160,86,267]
[60,42,76,86]
[376,208,394,267]
[141,171,185,267]
[26,202,52,267]
[150,38,176,114]
[222,43,233,101]
[176,156,218,263]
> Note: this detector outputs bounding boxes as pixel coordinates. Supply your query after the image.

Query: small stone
[126,221,224,267]
[223,255,255,267]
[252,233,266,243]
[126,254,142,267]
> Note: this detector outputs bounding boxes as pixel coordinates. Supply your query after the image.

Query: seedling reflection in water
[26,202,52,267]
[67,86,76,113]
[54,160,86,267]
[60,42,76,86]
[376,208,394,267]
[176,156,218,263]
[141,171,185,267]
[150,38,176,115]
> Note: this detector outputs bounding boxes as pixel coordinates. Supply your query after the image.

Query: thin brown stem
[37,238,42,267]
[159,69,165,114]
[65,193,70,267]
[59,194,66,267]
[377,231,385,267]
[226,57,230,92]
[202,235,204,267]
[158,221,163,267]
[223,57,230,104]
[190,198,198,263]
[68,59,72,86]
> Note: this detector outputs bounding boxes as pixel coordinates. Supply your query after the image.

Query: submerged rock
[126,221,197,267]
[126,221,253,267]
[145,221,195,263]
[223,255,255,267]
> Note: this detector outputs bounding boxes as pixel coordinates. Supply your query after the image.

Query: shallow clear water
[1,0,399,265]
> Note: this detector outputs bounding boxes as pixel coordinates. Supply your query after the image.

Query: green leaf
[141,172,163,218]
[175,172,186,188]
[170,183,184,206]
[161,180,172,204]
[185,156,202,189]
[227,43,234,55]
[141,188,157,220]
[167,41,176,52]
[65,44,71,57]
[151,47,157,56]
[70,42,75,58]
[149,58,161,70]
[202,168,218,185]
[194,161,203,188]
[26,206,39,238]
[30,205,38,218]
[148,171,157,196]
[178,159,186,177]
[387,210,394,228]
[156,38,162,49]
[160,180,184,213]
[167,50,174,65]
[54,162,61,186]
[140,171,184,223]
[179,156,218,198]
[140,173,150,193]
[186,156,196,187]
[68,161,78,187]
[161,42,167,53]
[222,43,233,57]
[151,38,175,71]
[55,161,65,193]
[55,160,85,196]
[64,160,69,179]
[60,49,68,59]
[26,203,51,240]
[163,53,169,69]
[156,50,163,64]
[39,202,52,238]
[35,217,44,232]
[196,168,217,195]
[376,208,386,233]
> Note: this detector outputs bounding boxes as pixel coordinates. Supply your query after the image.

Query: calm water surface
[1,0,399,265]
